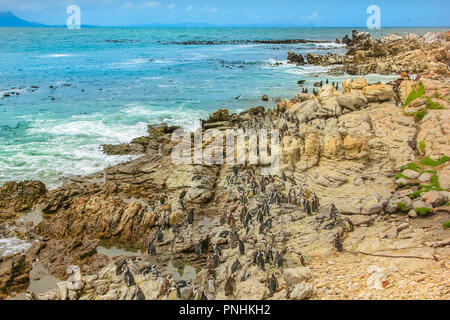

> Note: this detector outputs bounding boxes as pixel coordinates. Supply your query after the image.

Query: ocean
[0,27,445,189]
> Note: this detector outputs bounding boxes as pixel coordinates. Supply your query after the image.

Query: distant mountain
[0,11,45,27]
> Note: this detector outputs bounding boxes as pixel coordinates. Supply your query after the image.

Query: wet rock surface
[0,32,449,300]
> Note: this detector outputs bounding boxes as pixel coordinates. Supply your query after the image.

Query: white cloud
[204,6,219,13]
[167,4,176,10]
[186,5,193,12]
[305,11,319,20]
[141,1,161,8]
[121,2,134,9]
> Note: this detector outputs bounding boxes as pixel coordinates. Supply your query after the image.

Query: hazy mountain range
[0,11,319,28]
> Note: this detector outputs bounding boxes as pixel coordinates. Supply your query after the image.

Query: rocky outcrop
[289,30,449,79]
[0,181,46,222]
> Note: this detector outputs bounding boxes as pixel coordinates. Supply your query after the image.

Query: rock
[421,190,448,207]
[408,209,418,218]
[418,172,433,183]
[283,267,311,286]
[402,169,419,179]
[362,84,395,102]
[412,200,433,209]
[235,279,268,300]
[381,226,397,239]
[205,109,230,123]
[287,51,305,65]
[0,180,47,221]
[347,215,372,226]
[397,223,409,232]
[0,254,31,299]
[262,95,269,101]
[385,201,398,213]
[289,282,315,300]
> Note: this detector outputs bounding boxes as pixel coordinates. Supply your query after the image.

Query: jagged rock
[289,282,315,300]
[0,181,47,222]
[0,254,31,299]
[283,267,311,286]
[421,191,448,207]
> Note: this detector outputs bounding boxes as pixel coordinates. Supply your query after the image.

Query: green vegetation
[418,141,426,154]
[420,156,450,167]
[414,207,432,216]
[403,84,425,108]
[433,90,440,99]
[401,162,419,172]
[397,202,409,212]
[443,221,450,229]
[426,100,444,110]
[446,202,450,206]
[395,173,406,179]
[404,110,427,122]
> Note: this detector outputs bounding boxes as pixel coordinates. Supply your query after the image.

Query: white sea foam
[312,42,347,48]
[39,54,73,58]
[0,237,32,256]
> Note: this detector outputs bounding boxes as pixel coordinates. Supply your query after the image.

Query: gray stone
[402,169,419,179]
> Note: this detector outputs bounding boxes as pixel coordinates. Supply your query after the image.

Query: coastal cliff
[0,31,449,300]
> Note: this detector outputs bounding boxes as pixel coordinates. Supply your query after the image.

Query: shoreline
[0,30,449,300]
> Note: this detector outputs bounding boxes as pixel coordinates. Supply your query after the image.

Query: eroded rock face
[0,181,47,222]
[0,254,31,299]
[290,31,449,79]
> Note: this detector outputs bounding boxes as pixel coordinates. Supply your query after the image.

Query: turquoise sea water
[0,27,445,188]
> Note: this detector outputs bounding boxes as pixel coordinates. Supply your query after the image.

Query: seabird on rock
[231,258,241,274]
[236,240,245,255]
[136,286,146,300]
[187,208,194,225]
[268,273,279,295]
[148,240,157,256]
[195,239,202,256]
[123,265,136,287]
[224,274,236,296]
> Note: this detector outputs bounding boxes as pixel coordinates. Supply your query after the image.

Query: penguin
[116,259,127,275]
[148,240,157,256]
[266,245,274,263]
[219,230,230,238]
[275,251,283,268]
[123,265,135,287]
[195,239,202,256]
[236,240,245,255]
[334,234,343,252]
[139,264,155,276]
[187,208,194,225]
[231,258,241,274]
[207,277,216,295]
[136,286,146,300]
[257,252,266,271]
[200,290,208,300]
[155,227,164,243]
[268,273,278,295]
[25,289,38,300]
[259,222,267,235]
[224,274,236,296]
[213,243,222,257]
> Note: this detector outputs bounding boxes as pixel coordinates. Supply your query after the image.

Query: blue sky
[1,0,449,27]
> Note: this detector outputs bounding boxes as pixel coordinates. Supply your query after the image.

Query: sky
[1,0,449,27]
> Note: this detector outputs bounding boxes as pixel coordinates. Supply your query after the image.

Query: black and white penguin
[268,273,278,295]
[213,243,222,257]
[136,286,146,300]
[236,240,245,255]
[123,265,135,287]
[195,239,202,256]
[187,208,194,225]
[231,258,241,274]
[155,227,164,243]
[116,259,127,275]
[148,240,157,256]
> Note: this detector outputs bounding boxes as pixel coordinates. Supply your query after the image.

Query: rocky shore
[0,31,449,300]
[288,30,449,79]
